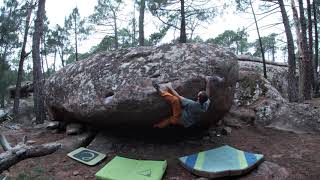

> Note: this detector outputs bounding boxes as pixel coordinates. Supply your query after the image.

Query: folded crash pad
[67,147,106,166]
[178,145,264,178]
[95,156,167,180]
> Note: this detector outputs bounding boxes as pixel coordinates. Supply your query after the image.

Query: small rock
[242,161,289,180]
[229,107,256,123]
[221,127,232,135]
[73,170,80,176]
[223,115,243,128]
[169,177,183,180]
[26,140,36,145]
[46,121,60,130]
[66,123,83,135]
[271,154,283,159]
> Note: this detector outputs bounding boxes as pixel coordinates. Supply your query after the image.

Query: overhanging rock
[44,43,239,128]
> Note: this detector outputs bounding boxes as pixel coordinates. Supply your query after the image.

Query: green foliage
[48,24,72,66]
[91,35,116,53]
[14,168,54,180]
[66,52,91,64]
[148,0,217,42]
[235,0,251,12]
[118,28,132,48]
[32,166,48,174]
[65,7,92,43]
[206,29,250,55]
[15,172,33,180]
[145,25,170,46]
[253,33,278,59]
[90,0,123,25]
[0,66,18,100]
[0,0,26,107]
[63,7,92,62]
[189,35,204,43]
[90,0,123,49]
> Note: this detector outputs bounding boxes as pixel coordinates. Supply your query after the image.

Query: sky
[45,0,285,54]
[0,0,289,70]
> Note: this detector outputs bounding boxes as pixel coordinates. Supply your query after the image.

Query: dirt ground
[1,121,320,180]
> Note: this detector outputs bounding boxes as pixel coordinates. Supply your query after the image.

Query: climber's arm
[167,86,185,100]
[205,76,212,97]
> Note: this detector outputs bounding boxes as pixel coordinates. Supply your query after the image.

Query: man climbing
[152,76,213,128]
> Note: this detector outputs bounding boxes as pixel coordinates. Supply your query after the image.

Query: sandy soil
[1,122,320,180]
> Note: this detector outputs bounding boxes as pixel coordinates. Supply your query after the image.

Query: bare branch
[0,134,12,151]
[0,142,61,173]
[255,6,279,15]
[154,15,180,30]
[238,55,288,67]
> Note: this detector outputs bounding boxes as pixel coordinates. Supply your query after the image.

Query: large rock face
[232,68,320,134]
[44,43,239,128]
[238,55,288,99]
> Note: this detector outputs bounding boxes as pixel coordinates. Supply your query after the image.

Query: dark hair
[198,91,208,105]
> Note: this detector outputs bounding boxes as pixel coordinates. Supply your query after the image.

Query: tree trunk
[112,10,118,49]
[272,44,275,62]
[13,0,34,116]
[307,0,314,91]
[43,34,49,74]
[41,43,45,77]
[132,0,136,46]
[53,48,57,72]
[0,45,9,109]
[59,48,65,67]
[138,0,145,46]
[314,2,319,76]
[74,15,78,61]
[250,0,267,79]
[0,134,61,173]
[0,94,4,108]
[314,2,319,95]
[179,0,187,43]
[298,0,311,100]
[279,0,298,102]
[32,0,46,124]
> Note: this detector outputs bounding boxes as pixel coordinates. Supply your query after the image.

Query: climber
[152,76,213,128]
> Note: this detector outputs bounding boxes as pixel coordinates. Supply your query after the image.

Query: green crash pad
[67,147,106,166]
[95,156,167,180]
[178,145,264,178]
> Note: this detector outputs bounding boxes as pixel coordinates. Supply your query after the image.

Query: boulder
[0,109,9,123]
[238,55,288,99]
[44,43,239,128]
[14,98,35,125]
[7,81,33,98]
[233,69,320,134]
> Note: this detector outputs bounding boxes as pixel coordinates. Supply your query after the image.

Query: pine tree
[13,0,35,115]
[65,7,91,62]
[32,0,46,124]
